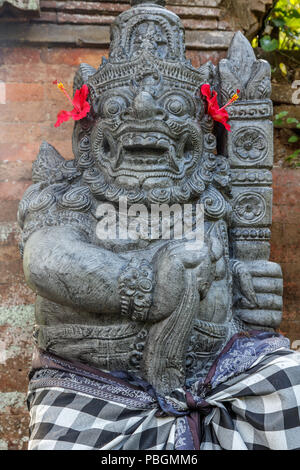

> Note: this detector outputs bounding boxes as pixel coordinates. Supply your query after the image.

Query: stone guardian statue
[19,0,283,398]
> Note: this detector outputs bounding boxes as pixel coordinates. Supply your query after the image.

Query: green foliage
[274,111,300,166]
[251,2,300,166]
[253,0,300,51]
[273,110,288,125]
[260,36,279,51]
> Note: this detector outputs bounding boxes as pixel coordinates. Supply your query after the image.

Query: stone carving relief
[233,128,268,163]
[217,31,272,103]
[233,193,266,224]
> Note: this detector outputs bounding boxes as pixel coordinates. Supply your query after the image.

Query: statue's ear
[197,61,215,87]
[73,63,97,95]
[72,63,97,167]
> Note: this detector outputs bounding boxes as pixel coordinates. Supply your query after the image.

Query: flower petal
[201,84,231,131]
[54,110,72,128]
[72,84,89,110]
[70,101,91,121]
[200,83,212,99]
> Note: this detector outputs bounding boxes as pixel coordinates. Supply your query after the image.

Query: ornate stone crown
[88,0,211,100]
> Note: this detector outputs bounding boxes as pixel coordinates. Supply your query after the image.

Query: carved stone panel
[231,187,272,227]
[227,120,273,169]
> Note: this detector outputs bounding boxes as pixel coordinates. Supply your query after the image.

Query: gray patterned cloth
[27,332,300,450]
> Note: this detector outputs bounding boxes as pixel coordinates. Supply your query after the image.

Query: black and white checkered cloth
[27,332,300,450]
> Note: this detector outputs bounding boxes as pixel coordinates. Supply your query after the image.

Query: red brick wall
[271,169,300,342]
[0,0,299,451]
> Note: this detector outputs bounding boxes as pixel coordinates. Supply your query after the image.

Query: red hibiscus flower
[200,84,240,132]
[53,81,91,128]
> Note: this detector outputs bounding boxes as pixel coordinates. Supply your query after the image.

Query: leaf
[272,17,286,27]
[288,10,300,19]
[286,117,299,124]
[297,123,300,129]
[288,135,299,143]
[287,149,300,160]
[279,62,288,75]
[260,35,279,51]
[275,111,289,119]
[274,119,283,126]
[273,8,286,15]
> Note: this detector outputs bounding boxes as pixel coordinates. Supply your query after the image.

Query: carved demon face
[91,67,204,192]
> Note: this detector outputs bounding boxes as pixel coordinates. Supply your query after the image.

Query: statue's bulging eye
[102,97,127,118]
[168,99,183,115]
[164,96,191,117]
[107,102,119,115]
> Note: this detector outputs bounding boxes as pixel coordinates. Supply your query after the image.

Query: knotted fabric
[27,331,300,450]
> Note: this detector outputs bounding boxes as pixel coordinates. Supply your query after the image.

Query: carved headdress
[88,0,209,98]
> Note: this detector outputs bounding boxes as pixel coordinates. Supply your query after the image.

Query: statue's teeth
[135,136,144,145]
[145,137,156,146]
[157,139,169,149]
[122,136,130,146]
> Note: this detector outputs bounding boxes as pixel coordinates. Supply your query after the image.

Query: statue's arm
[23,225,124,314]
[23,225,192,320]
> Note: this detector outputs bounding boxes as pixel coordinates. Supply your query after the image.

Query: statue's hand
[234,260,283,328]
[248,260,283,310]
[231,260,258,309]
[149,239,215,322]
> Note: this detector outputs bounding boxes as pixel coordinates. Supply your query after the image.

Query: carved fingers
[231,260,258,309]
[233,260,283,328]
[155,238,217,302]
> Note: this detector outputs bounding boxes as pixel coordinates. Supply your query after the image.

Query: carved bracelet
[119,258,154,322]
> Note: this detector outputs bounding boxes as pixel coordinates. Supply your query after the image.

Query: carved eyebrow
[95,89,134,113]
[100,89,134,102]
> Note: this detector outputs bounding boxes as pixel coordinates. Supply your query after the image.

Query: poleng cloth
[27,331,300,450]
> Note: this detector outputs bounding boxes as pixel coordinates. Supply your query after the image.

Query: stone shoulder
[18,142,94,255]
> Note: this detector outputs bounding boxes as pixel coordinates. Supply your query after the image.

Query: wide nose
[132,91,164,120]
